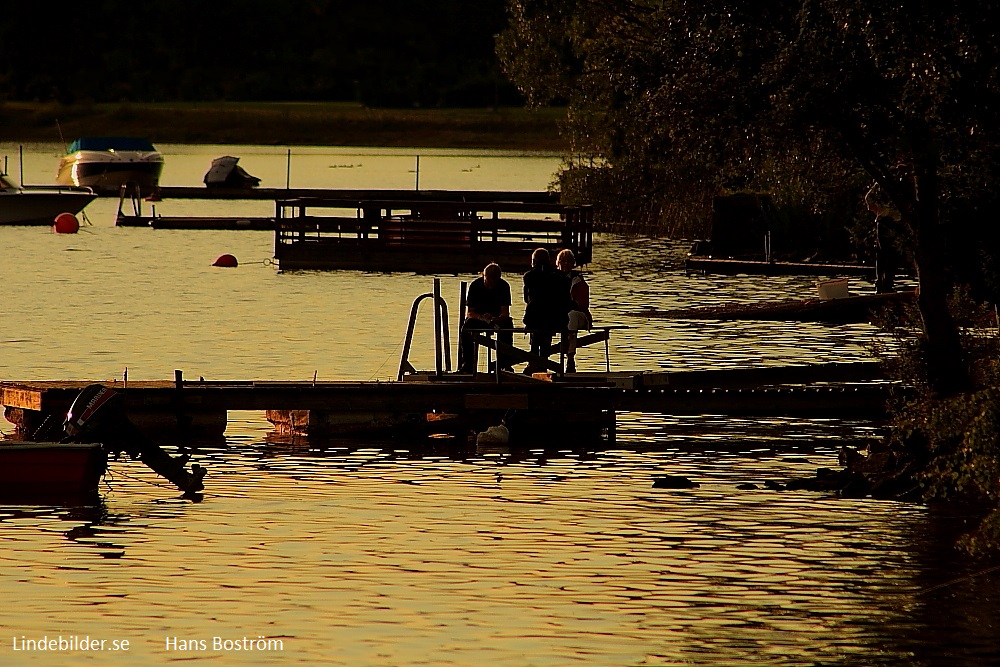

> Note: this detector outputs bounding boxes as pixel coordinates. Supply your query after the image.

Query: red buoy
[53,212,80,234]
[212,254,238,267]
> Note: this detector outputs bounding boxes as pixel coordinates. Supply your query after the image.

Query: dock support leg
[433,278,443,377]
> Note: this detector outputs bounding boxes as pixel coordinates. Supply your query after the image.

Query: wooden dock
[686,257,877,278]
[116,215,276,230]
[631,292,917,324]
[136,187,559,203]
[114,189,563,236]
[0,362,897,443]
[114,188,595,274]
[272,198,594,273]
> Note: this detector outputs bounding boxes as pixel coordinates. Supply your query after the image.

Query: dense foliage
[0,1,518,108]
[499,0,1000,552]
[500,0,1000,392]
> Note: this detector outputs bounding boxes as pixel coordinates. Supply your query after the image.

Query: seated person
[556,248,592,373]
[461,263,515,373]
[522,247,571,373]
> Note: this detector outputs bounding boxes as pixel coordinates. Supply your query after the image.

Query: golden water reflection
[4,422,997,666]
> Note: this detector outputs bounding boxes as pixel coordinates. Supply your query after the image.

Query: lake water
[1,143,997,666]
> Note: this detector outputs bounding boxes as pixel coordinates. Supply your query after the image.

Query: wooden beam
[471,334,562,372]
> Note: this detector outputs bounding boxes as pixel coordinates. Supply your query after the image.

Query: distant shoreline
[0,101,569,152]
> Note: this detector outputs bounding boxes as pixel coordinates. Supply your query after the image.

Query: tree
[499,0,1000,396]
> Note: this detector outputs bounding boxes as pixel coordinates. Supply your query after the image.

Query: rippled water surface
[1,144,998,666]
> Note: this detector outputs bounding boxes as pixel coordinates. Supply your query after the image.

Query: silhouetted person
[461,263,514,373]
[556,248,592,373]
[522,248,570,373]
[866,185,901,294]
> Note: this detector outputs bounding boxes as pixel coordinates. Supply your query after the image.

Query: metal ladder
[397,278,453,380]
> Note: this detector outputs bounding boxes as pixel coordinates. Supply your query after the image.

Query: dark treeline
[0,0,519,107]
[499,0,1000,554]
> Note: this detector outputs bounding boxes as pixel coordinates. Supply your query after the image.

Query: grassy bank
[0,101,569,152]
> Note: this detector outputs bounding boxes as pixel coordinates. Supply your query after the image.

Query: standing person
[522,247,571,373]
[556,248,592,373]
[461,263,514,373]
[865,184,902,294]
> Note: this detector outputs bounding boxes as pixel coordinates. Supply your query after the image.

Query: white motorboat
[0,172,96,226]
[56,137,164,195]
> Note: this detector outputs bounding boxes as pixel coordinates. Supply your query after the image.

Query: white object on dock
[816,278,849,300]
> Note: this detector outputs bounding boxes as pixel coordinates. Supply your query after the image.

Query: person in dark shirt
[865,183,907,294]
[461,263,514,373]
[522,247,571,373]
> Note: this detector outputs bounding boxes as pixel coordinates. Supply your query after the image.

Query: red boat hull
[0,442,107,500]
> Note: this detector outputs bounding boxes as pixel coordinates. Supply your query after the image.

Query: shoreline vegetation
[0,101,569,152]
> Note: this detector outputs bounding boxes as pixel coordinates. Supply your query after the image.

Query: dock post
[458,281,467,372]
[440,294,452,372]
[172,369,193,441]
[433,278,443,377]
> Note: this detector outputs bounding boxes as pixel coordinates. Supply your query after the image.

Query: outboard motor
[63,384,206,494]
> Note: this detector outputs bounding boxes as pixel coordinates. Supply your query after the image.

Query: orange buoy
[212,254,238,267]
[53,212,80,234]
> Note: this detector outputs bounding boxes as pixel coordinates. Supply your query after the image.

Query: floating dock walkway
[273,198,593,273]
[114,188,591,274]
[685,256,877,278]
[1,279,898,444]
[115,188,559,231]
[0,362,896,443]
[128,187,560,203]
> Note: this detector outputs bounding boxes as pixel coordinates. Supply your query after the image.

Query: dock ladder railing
[397,277,452,380]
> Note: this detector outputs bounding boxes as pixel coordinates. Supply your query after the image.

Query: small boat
[0,384,205,503]
[203,156,261,188]
[0,172,96,226]
[0,442,107,501]
[56,137,164,195]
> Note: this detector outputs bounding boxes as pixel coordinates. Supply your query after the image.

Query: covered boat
[0,172,96,226]
[203,156,261,188]
[56,137,164,195]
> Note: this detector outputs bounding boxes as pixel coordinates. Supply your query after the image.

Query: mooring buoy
[53,212,80,234]
[212,254,238,267]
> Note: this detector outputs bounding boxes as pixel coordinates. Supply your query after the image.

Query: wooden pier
[631,292,917,324]
[685,257,877,278]
[113,186,594,274]
[113,188,569,244]
[134,187,560,203]
[116,214,276,230]
[272,198,594,273]
[0,361,897,443]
